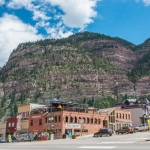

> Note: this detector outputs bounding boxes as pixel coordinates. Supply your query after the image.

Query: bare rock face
[0,32,150,102]
[0,82,4,99]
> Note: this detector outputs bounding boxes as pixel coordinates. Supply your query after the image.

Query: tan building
[0,123,6,137]
[17,103,47,134]
[98,107,132,131]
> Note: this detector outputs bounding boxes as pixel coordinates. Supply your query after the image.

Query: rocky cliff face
[0,32,150,103]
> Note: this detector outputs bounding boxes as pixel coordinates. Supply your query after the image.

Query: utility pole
[49,99,54,140]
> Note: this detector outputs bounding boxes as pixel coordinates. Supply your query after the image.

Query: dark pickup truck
[93,128,113,137]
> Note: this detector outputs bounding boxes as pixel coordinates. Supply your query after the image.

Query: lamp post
[49,101,53,140]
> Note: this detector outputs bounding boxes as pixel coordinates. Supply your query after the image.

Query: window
[83,118,86,124]
[75,117,77,123]
[116,113,118,118]
[55,116,57,123]
[65,116,68,123]
[12,122,14,127]
[94,118,97,124]
[8,123,11,127]
[58,116,61,122]
[87,118,90,124]
[39,119,42,125]
[122,114,124,119]
[98,119,101,124]
[30,120,33,126]
[70,117,73,123]
[119,113,121,119]
[128,114,130,120]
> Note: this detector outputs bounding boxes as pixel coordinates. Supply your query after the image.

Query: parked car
[116,126,134,134]
[16,134,34,142]
[134,124,149,132]
[93,128,113,137]
[0,137,8,143]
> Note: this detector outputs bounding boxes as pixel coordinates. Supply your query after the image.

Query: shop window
[30,120,33,126]
[74,129,80,136]
[82,129,88,134]
[39,119,42,125]
[56,129,61,136]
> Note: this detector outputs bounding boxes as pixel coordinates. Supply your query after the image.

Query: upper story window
[39,119,42,125]
[55,116,57,123]
[30,120,33,126]
[70,117,73,123]
[58,116,61,122]
[12,122,14,127]
[8,123,11,127]
[65,116,68,123]
[116,113,118,118]
[128,114,130,120]
[94,118,97,124]
[75,117,77,123]
[119,113,121,119]
[87,118,90,124]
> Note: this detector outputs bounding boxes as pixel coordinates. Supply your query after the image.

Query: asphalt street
[1,131,150,150]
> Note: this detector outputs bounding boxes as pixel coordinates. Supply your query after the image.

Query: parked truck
[134,124,149,132]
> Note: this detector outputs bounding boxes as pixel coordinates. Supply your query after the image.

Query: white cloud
[142,0,150,6]
[0,14,43,67]
[7,0,99,29]
[0,0,4,5]
[47,0,98,29]
[7,0,33,9]
[1,0,99,67]
[135,0,150,6]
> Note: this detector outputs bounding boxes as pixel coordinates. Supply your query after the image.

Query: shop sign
[66,123,81,129]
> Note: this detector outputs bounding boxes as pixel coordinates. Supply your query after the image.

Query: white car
[134,124,149,132]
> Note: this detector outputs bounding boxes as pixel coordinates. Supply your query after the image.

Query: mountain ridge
[0,31,150,106]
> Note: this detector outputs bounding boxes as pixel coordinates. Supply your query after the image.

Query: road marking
[101,141,134,144]
[78,146,117,149]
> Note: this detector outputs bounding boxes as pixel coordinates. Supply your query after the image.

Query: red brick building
[6,118,18,136]
[18,102,132,139]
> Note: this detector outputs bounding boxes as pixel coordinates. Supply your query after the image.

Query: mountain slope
[0,32,150,104]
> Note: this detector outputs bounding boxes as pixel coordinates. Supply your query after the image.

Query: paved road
[1,131,150,150]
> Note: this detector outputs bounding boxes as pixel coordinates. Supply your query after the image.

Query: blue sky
[0,0,150,67]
